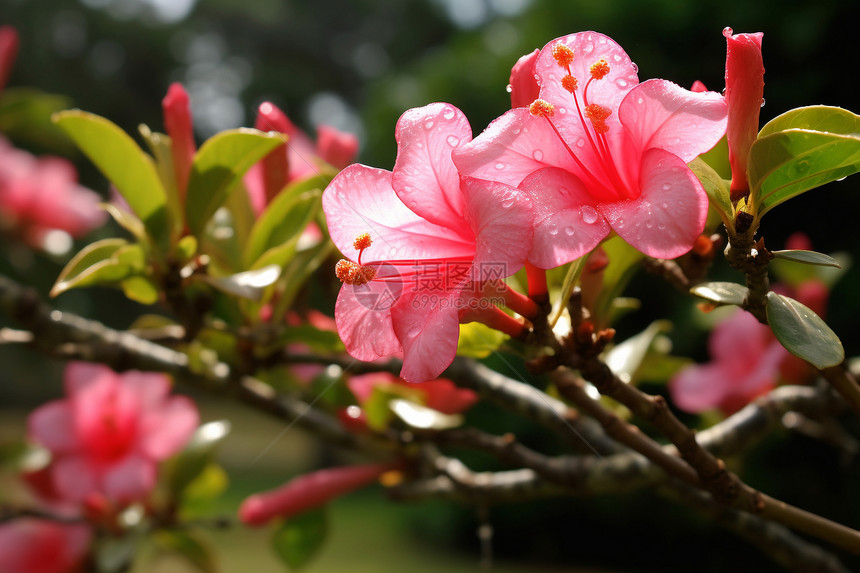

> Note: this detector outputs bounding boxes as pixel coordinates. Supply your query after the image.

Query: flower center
[335,233,377,285]
[529,43,634,202]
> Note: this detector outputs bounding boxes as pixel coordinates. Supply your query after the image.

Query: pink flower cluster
[324,30,737,381]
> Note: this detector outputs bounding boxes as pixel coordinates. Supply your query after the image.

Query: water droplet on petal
[506,84,513,93]
[631,63,639,74]
[613,54,622,62]
[616,78,628,88]
[637,97,643,105]
[616,218,625,229]
[558,107,567,114]
[645,219,654,229]
[580,205,599,224]
[424,120,434,130]
[512,128,521,135]
[501,197,516,209]
[494,162,506,170]
[443,107,455,120]
[564,226,575,236]
[548,223,559,236]
[532,149,544,161]
[446,135,460,147]
[657,222,666,230]
[576,138,585,147]
[662,183,671,191]
[407,326,422,338]
[760,98,766,107]
[661,202,669,209]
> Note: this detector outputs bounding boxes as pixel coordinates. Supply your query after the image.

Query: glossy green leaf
[766,291,844,369]
[0,442,49,472]
[139,124,182,235]
[244,187,322,269]
[53,110,171,252]
[196,264,281,302]
[175,235,198,263]
[183,463,229,505]
[272,509,329,571]
[121,276,159,305]
[771,249,842,268]
[689,281,748,306]
[697,135,731,180]
[164,420,231,496]
[278,325,344,353]
[51,238,128,297]
[0,88,72,150]
[457,321,509,358]
[185,128,286,235]
[363,385,424,431]
[604,320,672,384]
[550,256,585,328]
[101,202,146,243]
[153,529,217,573]
[749,106,860,216]
[689,157,733,226]
[271,240,335,320]
[390,399,464,429]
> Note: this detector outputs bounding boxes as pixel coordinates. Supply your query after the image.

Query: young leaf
[185,128,286,235]
[689,157,733,226]
[53,110,171,252]
[758,105,860,138]
[196,264,282,302]
[0,87,72,150]
[690,281,748,306]
[604,320,672,384]
[153,529,218,573]
[51,238,128,297]
[390,399,464,430]
[121,276,159,305]
[771,249,842,268]
[271,509,329,571]
[457,321,509,358]
[163,420,231,497]
[766,291,844,369]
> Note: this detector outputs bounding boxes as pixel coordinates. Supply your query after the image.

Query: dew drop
[631,63,639,74]
[760,98,766,108]
[501,197,516,209]
[564,226,575,236]
[613,54,622,62]
[407,326,422,339]
[559,107,567,114]
[661,202,669,209]
[548,223,559,236]
[446,135,460,147]
[645,219,654,229]
[443,107,455,120]
[505,84,513,93]
[389,247,398,257]
[576,138,585,147]
[532,149,544,161]
[512,128,521,135]
[424,120,434,130]
[580,205,599,224]
[616,78,628,88]
[637,97,643,105]
[616,218,625,229]
[494,162,506,170]
[657,222,666,230]
[661,183,671,191]
[837,175,848,182]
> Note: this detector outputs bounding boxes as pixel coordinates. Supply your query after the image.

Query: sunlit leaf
[50,238,128,297]
[604,320,672,384]
[100,202,146,243]
[689,157,733,227]
[457,321,508,358]
[271,509,329,571]
[153,529,218,573]
[550,256,585,328]
[53,110,171,253]
[139,124,182,234]
[0,442,50,472]
[766,291,844,369]
[278,325,344,353]
[0,88,72,150]
[196,264,282,302]
[771,249,842,268]
[758,105,860,138]
[185,128,286,235]
[244,186,323,269]
[390,399,464,430]
[121,276,159,305]
[164,420,231,496]
[690,281,748,306]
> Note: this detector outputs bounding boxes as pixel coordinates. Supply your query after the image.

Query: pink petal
[600,148,707,259]
[63,361,115,396]
[51,455,99,502]
[315,124,358,170]
[0,518,91,573]
[460,176,532,279]
[509,49,540,108]
[347,372,396,405]
[323,164,474,263]
[709,309,771,366]
[391,288,461,383]
[140,395,199,460]
[102,454,156,503]
[669,363,731,413]
[335,283,402,362]
[119,370,170,410]
[419,378,478,414]
[724,29,764,196]
[519,167,611,268]
[27,401,77,454]
[453,108,579,188]
[619,79,727,163]
[392,103,472,227]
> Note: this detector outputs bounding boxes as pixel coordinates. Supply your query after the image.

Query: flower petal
[335,283,402,362]
[119,370,171,410]
[102,454,156,503]
[669,363,730,413]
[323,164,474,263]
[51,455,99,502]
[391,288,460,383]
[140,395,199,460]
[600,148,706,259]
[27,401,77,454]
[519,167,610,268]
[63,361,115,396]
[619,79,727,163]
[392,103,471,228]
[460,176,532,279]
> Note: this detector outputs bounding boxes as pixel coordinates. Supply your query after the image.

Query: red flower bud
[0,26,19,92]
[162,83,196,198]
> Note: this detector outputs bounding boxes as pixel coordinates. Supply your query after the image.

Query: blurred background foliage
[2,0,860,571]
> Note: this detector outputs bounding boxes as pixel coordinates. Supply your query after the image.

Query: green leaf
[175,234,198,263]
[164,420,231,496]
[121,276,159,305]
[604,320,672,384]
[689,157,733,227]
[53,110,171,253]
[0,88,72,150]
[244,186,323,269]
[549,256,585,328]
[271,509,329,571]
[185,128,286,236]
[390,399,464,430]
[689,281,748,306]
[766,291,844,369]
[771,249,842,268]
[153,529,218,573]
[277,325,344,353]
[457,321,509,358]
[270,240,335,320]
[196,264,282,302]
[100,202,146,243]
[749,106,860,216]
[139,124,183,235]
[0,442,50,472]
[698,135,731,180]
[51,238,129,296]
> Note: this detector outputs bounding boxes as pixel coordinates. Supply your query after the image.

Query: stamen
[529,99,555,118]
[561,75,578,93]
[353,233,372,251]
[585,104,612,134]
[589,59,610,80]
[335,259,376,285]
[551,44,575,68]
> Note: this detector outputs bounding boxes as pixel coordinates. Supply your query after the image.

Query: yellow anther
[561,74,578,93]
[353,233,372,251]
[585,104,612,134]
[529,99,555,118]
[335,259,377,285]
[552,44,575,68]
[589,59,610,80]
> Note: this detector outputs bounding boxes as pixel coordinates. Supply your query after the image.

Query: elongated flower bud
[162,83,196,198]
[0,26,19,92]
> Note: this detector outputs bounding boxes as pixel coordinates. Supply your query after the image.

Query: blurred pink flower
[27,362,199,505]
[239,462,397,526]
[0,518,91,573]
[0,136,106,248]
[245,101,358,214]
[455,31,727,266]
[347,372,477,415]
[0,25,19,92]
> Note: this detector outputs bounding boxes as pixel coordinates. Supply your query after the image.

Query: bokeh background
[2,0,860,571]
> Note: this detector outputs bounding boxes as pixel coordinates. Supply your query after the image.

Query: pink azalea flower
[239,462,397,526]
[454,31,728,267]
[245,101,358,214]
[27,362,199,505]
[0,518,91,573]
[323,103,533,382]
[0,136,106,248]
[723,28,764,201]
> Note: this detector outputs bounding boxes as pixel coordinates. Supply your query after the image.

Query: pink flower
[723,28,764,201]
[245,101,358,214]
[0,25,19,93]
[454,31,728,267]
[0,518,91,573]
[323,103,533,382]
[162,83,196,199]
[27,362,199,505]
[0,136,106,248]
[508,49,540,108]
[239,462,397,526]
